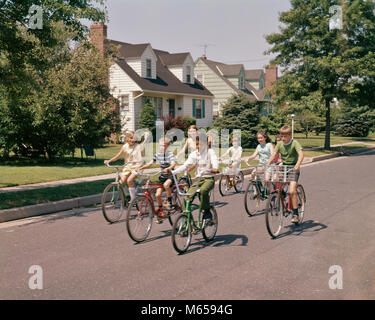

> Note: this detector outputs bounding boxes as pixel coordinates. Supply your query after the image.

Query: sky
[99,0,291,71]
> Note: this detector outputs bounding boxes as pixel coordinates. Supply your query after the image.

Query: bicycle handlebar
[171,170,220,197]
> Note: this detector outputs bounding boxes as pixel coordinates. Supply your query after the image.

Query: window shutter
[202,100,205,118]
[192,99,196,117]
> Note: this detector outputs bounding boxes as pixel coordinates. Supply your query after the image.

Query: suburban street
[1,151,375,300]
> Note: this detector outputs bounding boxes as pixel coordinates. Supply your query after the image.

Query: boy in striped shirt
[139,137,176,220]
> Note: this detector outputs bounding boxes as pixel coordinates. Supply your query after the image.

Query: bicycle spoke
[265,193,283,238]
[126,196,153,242]
[171,214,192,254]
[244,182,260,216]
[101,183,125,223]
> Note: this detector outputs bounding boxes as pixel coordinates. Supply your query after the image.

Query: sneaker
[291,214,299,224]
[203,209,212,220]
[155,208,165,224]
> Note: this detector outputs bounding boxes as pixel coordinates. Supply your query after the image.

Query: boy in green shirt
[267,125,304,223]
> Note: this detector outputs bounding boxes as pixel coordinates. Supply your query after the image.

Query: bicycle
[244,165,274,216]
[218,159,244,196]
[125,170,188,243]
[170,170,220,254]
[101,163,143,223]
[265,165,306,239]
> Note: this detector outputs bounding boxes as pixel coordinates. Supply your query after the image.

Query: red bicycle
[265,165,306,238]
[125,171,189,243]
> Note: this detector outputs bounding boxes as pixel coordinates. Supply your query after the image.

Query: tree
[0,0,106,85]
[214,93,261,148]
[0,22,119,159]
[139,102,157,134]
[265,0,375,149]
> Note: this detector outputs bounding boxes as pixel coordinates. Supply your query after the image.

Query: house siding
[109,63,142,131]
[183,96,212,128]
[194,59,237,114]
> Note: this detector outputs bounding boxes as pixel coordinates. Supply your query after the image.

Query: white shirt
[174,147,219,177]
[222,146,242,165]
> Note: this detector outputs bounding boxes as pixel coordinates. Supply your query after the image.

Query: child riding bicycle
[104,130,144,202]
[246,130,274,194]
[139,137,176,222]
[172,132,219,220]
[266,125,304,223]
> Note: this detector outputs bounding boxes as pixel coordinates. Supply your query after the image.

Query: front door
[168,99,175,118]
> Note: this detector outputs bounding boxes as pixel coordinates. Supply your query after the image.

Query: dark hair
[257,129,271,143]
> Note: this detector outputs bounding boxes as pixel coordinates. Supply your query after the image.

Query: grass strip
[0,179,113,210]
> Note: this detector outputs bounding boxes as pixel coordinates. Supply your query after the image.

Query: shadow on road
[133,229,172,245]
[276,219,327,239]
[181,233,248,255]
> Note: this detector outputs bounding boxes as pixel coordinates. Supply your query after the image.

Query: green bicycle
[170,171,219,254]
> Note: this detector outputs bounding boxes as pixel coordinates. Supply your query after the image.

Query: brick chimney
[265,65,278,91]
[90,22,107,57]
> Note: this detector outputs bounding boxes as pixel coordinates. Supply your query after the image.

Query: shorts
[121,165,140,177]
[290,170,300,182]
[159,174,174,185]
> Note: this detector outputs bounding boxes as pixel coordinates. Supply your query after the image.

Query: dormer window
[186,66,191,83]
[146,59,152,78]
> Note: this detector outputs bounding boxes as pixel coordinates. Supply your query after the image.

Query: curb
[1,147,374,223]
[0,194,102,223]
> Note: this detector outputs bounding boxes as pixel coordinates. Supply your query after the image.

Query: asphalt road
[1,151,375,300]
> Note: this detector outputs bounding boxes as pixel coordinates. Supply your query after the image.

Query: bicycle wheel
[126,195,153,243]
[219,175,230,196]
[296,185,306,225]
[171,214,192,254]
[244,181,260,216]
[202,206,218,242]
[168,190,183,226]
[233,171,245,193]
[265,192,283,238]
[101,183,126,223]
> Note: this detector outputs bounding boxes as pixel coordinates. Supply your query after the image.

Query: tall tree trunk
[324,98,331,150]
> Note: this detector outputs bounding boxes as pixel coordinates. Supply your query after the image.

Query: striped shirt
[153,151,176,170]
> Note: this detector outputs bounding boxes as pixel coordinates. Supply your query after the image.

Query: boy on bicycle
[267,125,304,223]
[139,137,176,221]
[172,132,219,220]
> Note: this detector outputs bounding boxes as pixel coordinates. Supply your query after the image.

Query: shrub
[334,119,370,137]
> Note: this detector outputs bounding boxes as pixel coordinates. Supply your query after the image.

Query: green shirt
[274,139,302,165]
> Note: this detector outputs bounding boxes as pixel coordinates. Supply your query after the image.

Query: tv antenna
[198,43,215,56]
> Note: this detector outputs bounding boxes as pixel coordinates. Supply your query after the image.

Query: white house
[90,23,214,131]
[194,55,267,115]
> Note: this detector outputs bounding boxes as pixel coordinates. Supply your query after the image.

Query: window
[186,66,191,83]
[196,73,204,84]
[120,95,129,111]
[146,59,152,78]
[192,99,205,119]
